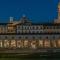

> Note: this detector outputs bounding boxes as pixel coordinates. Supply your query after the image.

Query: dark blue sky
[0,0,59,23]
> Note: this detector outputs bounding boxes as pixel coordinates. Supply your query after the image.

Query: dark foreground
[0,52,60,60]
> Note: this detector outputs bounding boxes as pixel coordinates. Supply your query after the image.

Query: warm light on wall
[10,40,16,48]
[0,39,59,48]
[39,40,43,47]
[44,40,50,48]
[31,40,36,49]
[51,40,57,47]
[0,40,2,47]
[24,40,28,48]
[4,40,10,48]
[57,40,60,47]
[17,40,23,48]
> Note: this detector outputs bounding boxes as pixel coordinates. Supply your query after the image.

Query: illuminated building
[0,2,60,53]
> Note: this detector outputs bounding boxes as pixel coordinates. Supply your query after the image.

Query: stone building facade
[0,2,60,50]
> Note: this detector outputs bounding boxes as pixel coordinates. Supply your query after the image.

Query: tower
[54,2,60,23]
[58,2,60,19]
[9,17,13,23]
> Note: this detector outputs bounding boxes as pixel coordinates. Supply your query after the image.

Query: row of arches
[0,40,60,49]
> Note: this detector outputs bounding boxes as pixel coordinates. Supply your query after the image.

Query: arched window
[24,40,28,48]
[10,40,16,48]
[44,40,50,48]
[31,40,37,49]
[39,40,43,48]
[4,40,10,48]
[0,40,3,47]
[51,40,57,48]
[32,26,34,29]
[57,40,60,47]
[17,40,23,48]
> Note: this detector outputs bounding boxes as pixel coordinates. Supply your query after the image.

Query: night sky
[0,0,59,23]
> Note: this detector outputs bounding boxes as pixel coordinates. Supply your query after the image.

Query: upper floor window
[32,26,35,29]
[43,26,46,29]
[48,26,53,29]
[23,26,29,30]
[17,26,22,29]
[17,26,20,29]
[36,31,39,33]
[40,26,43,29]
[43,26,49,29]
